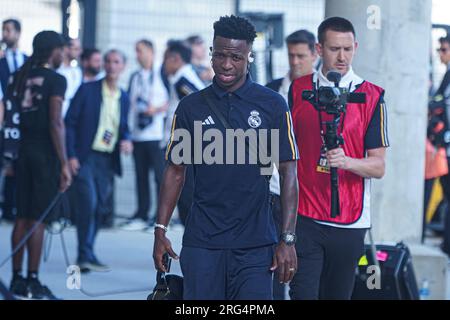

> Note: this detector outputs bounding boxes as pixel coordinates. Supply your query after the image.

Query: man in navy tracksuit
[153,15,299,300]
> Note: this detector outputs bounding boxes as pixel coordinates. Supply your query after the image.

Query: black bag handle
[149,253,172,300]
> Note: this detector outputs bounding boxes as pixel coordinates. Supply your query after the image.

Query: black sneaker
[9,275,28,298]
[27,278,59,300]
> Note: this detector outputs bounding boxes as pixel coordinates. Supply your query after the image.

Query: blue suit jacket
[65,79,130,176]
[0,53,28,94]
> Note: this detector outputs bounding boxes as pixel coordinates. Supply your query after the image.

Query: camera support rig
[302,71,365,218]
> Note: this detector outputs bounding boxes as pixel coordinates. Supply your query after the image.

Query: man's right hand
[153,228,179,273]
[69,157,80,176]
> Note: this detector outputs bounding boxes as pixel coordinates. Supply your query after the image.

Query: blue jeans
[74,152,114,263]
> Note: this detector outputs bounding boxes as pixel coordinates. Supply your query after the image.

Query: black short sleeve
[165,102,192,164]
[175,78,200,100]
[49,73,67,98]
[365,93,390,149]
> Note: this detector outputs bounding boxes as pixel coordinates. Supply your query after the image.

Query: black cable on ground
[0,190,154,298]
[0,192,63,269]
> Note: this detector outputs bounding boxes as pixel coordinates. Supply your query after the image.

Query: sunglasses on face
[437,47,449,53]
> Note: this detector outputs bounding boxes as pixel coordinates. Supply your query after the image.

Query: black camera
[136,96,153,129]
[301,71,366,115]
[137,112,153,130]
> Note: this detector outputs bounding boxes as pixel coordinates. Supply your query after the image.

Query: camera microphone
[326,70,342,87]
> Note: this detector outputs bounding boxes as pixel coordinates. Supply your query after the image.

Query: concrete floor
[0,221,185,300]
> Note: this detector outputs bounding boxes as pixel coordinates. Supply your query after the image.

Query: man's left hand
[326,147,349,169]
[270,242,297,283]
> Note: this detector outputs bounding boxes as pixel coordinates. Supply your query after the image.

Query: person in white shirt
[289,17,388,300]
[162,40,206,149]
[120,39,169,231]
[57,37,82,117]
[265,29,317,300]
[162,40,205,226]
[266,29,317,101]
[185,35,214,84]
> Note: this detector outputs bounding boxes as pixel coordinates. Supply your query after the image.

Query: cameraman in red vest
[289,17,389,299]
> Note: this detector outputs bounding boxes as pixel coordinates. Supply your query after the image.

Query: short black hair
[286,29,316,53]
[2,18,21,32]
[81,48,101,61]
[104,49,127,64]
[136,39,154,50]
[439,36,450,47]
[62,35,77,47]
[69,38,79,48]
[213,15,257,44]
[166,40,192,63]
[318,17,355,44]
[186,35,204,46]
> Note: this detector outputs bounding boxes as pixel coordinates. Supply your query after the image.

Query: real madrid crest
[248,110,262,128]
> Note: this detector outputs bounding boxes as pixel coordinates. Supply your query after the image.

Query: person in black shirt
[8,31,71,299]
[153,16,299,300]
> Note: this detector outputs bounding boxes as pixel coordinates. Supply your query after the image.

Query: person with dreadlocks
[153,15,299,300]
[7,30,71,299]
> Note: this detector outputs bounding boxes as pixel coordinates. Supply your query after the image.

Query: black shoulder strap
[201,88,231,129]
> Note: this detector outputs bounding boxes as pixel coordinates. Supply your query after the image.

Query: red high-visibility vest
[291,74,384,224]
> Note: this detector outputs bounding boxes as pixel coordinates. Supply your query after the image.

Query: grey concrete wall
[325,0,432,243]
